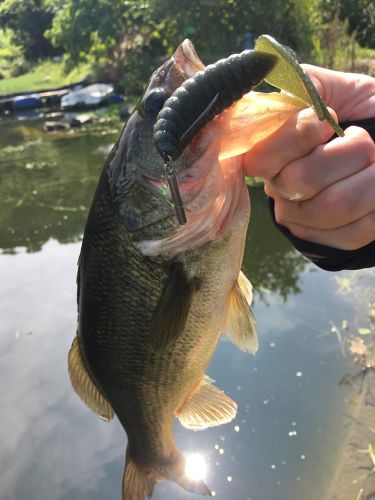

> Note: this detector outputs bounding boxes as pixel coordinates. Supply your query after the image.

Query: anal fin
[176,376,237,430]
[68,335,114,421]
[224,271,258,353]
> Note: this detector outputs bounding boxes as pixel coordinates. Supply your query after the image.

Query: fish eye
[142,88,167,114]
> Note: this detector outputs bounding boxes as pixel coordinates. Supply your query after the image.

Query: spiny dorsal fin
[176,375,237,430]
[68,335,114,421]
[224,272,258,354]
[149,262,198,352]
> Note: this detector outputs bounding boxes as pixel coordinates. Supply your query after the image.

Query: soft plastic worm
[153,50,277,161]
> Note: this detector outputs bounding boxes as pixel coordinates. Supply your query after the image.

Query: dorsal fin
[224,272,258,353]
[68,335,114,421]
[149,262,198,352]
[176,375,237,430]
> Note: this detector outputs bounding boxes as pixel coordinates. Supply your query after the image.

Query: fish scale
[69,39,257,500]
[79,167,239,454]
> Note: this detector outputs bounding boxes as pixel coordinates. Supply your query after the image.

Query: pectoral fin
[224,272,258,353]
[176,375,237,430]
[68,335,114,421]
[149,263,198,352]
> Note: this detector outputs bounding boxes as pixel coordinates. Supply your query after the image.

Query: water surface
[0,117,368,500]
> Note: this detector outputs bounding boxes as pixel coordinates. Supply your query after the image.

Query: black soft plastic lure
[153,50,277,162]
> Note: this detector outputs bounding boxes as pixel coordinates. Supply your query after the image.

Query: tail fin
[122,450,155,499]
[122,448,212,499]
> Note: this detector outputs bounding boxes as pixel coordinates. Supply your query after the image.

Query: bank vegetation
[0,0,374,96]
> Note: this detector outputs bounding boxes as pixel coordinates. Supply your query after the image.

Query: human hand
[243,65,375,250]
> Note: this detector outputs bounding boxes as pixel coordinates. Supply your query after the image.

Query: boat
[60,83,114,109]
[13,94,43,110]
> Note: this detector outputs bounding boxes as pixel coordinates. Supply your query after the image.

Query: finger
[284,211,375,250]
[270,163,375,230]
[243,107,335,179]
[302,64,375,122]
[268,126,375,200]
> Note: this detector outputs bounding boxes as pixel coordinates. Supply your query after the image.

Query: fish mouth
[136,40,207,197]
[172,39,205,79]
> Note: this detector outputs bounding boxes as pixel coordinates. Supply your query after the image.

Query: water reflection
[243,187,307,301]
[185,454,208,481]
[0,118,370,500]
[0,120,117,253]
[0,118,306,305]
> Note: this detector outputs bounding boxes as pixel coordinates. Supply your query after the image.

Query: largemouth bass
[68,40,305,499]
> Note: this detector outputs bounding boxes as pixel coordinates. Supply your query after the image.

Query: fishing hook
[163,155,187,226]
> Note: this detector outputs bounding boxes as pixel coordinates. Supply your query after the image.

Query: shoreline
[327,371,375,499]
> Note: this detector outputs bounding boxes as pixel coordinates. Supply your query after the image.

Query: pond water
[0,116,371,500]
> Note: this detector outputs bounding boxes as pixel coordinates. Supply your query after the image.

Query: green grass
[356,47,375,59]
[354,46,375,76]
[0,59,91,95]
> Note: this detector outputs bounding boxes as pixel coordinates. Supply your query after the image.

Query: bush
[10,57,32,77]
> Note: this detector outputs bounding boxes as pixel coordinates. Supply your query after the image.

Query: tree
[150,0,315,62]
[0,0,61,59]
[319,0,375,48]
[47,0,125,64]
[47,0,165,92]
[47,0,317,94]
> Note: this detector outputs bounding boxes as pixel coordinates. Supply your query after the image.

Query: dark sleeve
[269,117,375,271]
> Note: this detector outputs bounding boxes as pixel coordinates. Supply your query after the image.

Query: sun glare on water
[185,453,208,481]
